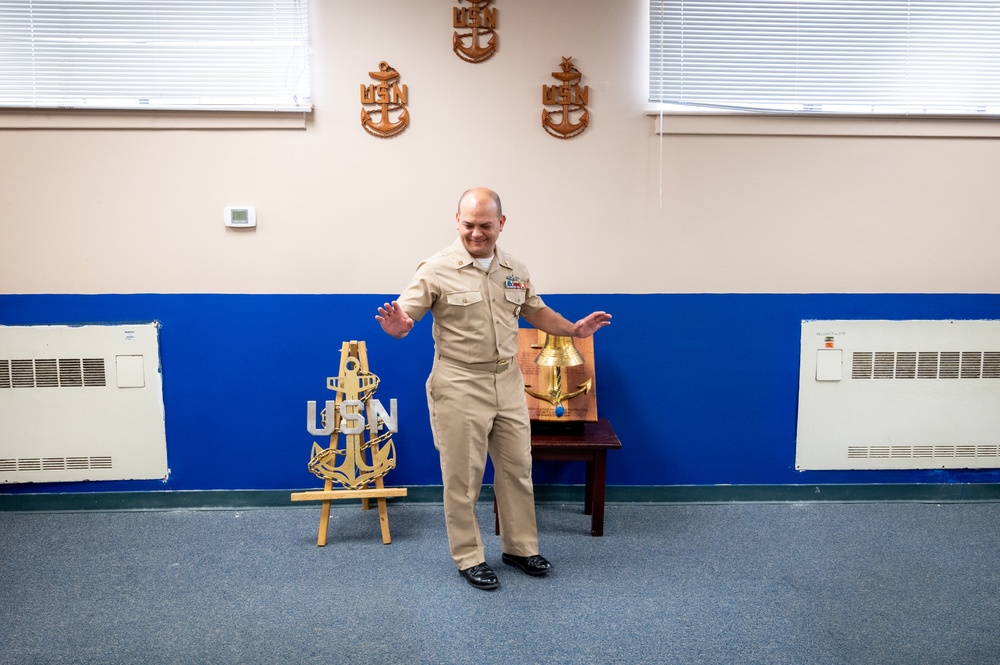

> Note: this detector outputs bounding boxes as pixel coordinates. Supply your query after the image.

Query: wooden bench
[495,417,621,537]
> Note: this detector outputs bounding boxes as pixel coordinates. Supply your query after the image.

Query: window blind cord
[658,108,664,212]
[657,0,666,211]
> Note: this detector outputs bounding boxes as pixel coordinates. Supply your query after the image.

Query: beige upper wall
[1,0,998,295]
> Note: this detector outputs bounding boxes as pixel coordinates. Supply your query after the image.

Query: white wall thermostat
[224,206,256,228]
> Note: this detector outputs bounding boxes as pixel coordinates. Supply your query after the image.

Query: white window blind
[650,0,1000,115]
[0,0,311,112]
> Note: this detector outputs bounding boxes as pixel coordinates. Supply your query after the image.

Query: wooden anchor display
[452,0,498,63]
[542,56,590,139]
[291,340,407,546]
[360,62,409,138]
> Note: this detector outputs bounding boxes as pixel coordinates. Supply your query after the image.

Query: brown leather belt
[438,355,513,373]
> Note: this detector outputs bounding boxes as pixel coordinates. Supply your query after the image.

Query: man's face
[456,195,505,259]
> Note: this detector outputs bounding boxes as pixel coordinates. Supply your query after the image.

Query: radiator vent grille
[847,445,1000,460]
[0,358,107,388]
[852,351,1000,380]
[0,456,114,473]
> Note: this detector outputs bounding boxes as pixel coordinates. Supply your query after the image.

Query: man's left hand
[574,311,612,337]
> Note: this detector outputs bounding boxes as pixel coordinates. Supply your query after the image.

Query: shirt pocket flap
[504,289,526,305]
[446,291,484,306]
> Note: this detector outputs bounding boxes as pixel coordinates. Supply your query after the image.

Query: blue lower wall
[2,293,1000,495]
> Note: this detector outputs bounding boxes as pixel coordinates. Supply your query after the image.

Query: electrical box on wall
[224,206,256,228]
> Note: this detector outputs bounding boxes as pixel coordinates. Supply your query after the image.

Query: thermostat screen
[232,209,248,222]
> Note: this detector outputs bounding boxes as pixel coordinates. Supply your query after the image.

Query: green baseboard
[2,483,1000,512]
[599,483,1000,503]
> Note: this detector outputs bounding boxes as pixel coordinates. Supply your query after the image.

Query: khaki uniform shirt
[397,239,546,364]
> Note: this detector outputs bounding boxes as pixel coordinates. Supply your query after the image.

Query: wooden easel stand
[291,477,407,546]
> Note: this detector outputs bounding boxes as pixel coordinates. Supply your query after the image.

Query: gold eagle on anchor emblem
[360,61,409,138]
[542,56,590,139]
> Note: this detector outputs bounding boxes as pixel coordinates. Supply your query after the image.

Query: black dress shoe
[501,553,553,577]
[459,562,499,590]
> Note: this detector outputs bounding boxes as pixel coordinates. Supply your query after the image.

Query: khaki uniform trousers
[426,358,539,570]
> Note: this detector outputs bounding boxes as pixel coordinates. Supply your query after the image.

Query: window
[649,0,1000,115]
[0,0,311,112]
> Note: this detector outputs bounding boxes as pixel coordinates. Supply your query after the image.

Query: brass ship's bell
[527,334,591,417]
[534,334,585,367]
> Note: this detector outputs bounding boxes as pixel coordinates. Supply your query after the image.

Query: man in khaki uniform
[376,187,611,590]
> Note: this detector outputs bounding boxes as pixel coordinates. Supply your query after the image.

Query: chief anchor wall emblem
[542,56,590,139]
[361,61,409,138]
[453,0,498,63]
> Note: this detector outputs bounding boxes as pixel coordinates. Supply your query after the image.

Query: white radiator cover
[0,323,168,483]
[796,320,1000,471]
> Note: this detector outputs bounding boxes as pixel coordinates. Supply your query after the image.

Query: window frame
[649,0,1000,123]
[0,0,312,128]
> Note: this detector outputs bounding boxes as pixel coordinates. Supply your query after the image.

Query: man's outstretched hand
[376,301,414,339]
[573,311,612,338]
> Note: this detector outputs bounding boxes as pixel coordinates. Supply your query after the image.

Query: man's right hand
[376,301,414,339]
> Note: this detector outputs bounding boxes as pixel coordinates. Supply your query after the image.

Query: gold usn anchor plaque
[291,340,407,546]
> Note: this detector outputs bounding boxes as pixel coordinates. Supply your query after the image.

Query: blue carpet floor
[2,501,999,664]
